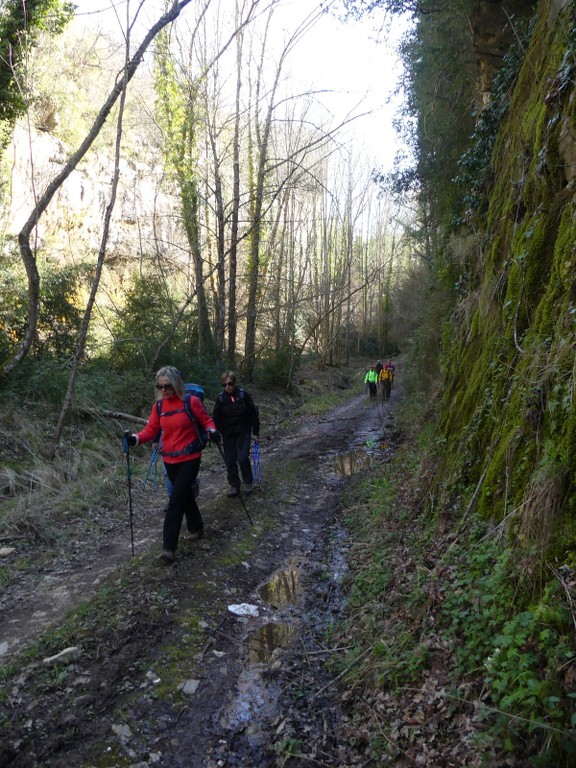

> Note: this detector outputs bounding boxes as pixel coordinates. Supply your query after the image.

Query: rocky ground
[0,366,400,767]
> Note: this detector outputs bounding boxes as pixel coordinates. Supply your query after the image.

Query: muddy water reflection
[248,622,299,663]
[258,563,301,607]
[334,449,377,476]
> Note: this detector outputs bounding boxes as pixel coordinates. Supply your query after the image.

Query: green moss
[435,0,576,562]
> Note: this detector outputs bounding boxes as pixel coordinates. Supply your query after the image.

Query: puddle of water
[258,563,300,607]
[220,666,280,733]
[334,449,376,476]
[248,621,299,663]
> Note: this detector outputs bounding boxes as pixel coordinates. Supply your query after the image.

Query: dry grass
[518,465,567,552]
[0,404,126,542]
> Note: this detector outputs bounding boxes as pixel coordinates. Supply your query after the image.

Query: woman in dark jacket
[126,366,220,563]
[212,371,260,497]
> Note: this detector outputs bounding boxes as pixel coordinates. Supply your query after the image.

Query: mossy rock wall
[438,0,576,562]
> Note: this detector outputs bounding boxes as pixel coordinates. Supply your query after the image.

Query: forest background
[0,0,413,426]
[1,0,576,764]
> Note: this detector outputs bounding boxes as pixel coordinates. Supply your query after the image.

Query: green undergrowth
[333,424,576,766]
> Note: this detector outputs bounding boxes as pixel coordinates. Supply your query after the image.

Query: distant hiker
[364,365,379,400]
[212,371,260,497]
[379,364,393,401]
[385,360,395,388]
[375,361,383,376]
[124,366,220,564]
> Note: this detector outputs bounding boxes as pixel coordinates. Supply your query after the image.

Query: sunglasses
[223,381,234,387]
[156,383,173,390]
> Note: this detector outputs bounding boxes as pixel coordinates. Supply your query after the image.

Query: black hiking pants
[223,429,253,489]
[163,458,203,551]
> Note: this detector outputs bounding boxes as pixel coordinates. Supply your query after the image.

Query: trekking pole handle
[122,430,130,454]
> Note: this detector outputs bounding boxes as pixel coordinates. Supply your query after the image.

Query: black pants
[163,458,203,551]
[368,382,377,399]
[381,380,391,400]
[223,429,253,488]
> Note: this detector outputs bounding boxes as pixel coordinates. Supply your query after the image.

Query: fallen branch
[78,407,147,425]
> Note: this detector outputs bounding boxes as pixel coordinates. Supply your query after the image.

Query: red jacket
[137,395,216,464]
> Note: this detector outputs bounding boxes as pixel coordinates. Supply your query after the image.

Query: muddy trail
[0,376,400,768]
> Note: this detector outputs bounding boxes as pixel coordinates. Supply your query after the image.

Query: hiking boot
[159,549,175,564]
[186,528,204,541]
[243,483,253,495]
[227,486,239,497]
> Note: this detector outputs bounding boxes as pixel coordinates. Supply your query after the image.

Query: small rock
[227,603,259,617]
[179,679,201,695]
[145,670,161,684]
[112,723,133,742]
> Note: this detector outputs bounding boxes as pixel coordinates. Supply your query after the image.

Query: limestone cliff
[4,122,182,266]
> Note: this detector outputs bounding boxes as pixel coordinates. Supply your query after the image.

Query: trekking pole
[253,441,261,485]
[143,447,158,491]
[122,430,135,556]
[236,483,254,526]
[214,440,253,526]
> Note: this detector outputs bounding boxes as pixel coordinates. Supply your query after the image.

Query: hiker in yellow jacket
[379,364,393,401]
[364,365,379,400]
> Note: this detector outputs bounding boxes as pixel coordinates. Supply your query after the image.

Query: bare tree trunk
[208,119,226,359]
[244,10,284,381]
[53,4,132,446]
[227,2,245,363]
[2,0,195,379]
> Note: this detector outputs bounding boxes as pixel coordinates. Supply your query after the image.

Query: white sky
[72,0,408,173]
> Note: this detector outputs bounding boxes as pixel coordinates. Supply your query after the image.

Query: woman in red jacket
[126,366,220,564]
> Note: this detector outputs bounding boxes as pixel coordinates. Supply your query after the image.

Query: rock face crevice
[471,0,536,106]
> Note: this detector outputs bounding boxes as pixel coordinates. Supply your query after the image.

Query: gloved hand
[123,431,138,447]
[209,429,221,445]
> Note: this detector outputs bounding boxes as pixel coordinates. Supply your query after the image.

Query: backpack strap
[158,395,208,457]
[183,394,208,448]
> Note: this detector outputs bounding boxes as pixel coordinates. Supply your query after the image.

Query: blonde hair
[155,366,184,398]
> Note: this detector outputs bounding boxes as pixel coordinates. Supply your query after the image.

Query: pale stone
[227,603,259,617]
[42,646,81,665]
[179,679,201,695]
